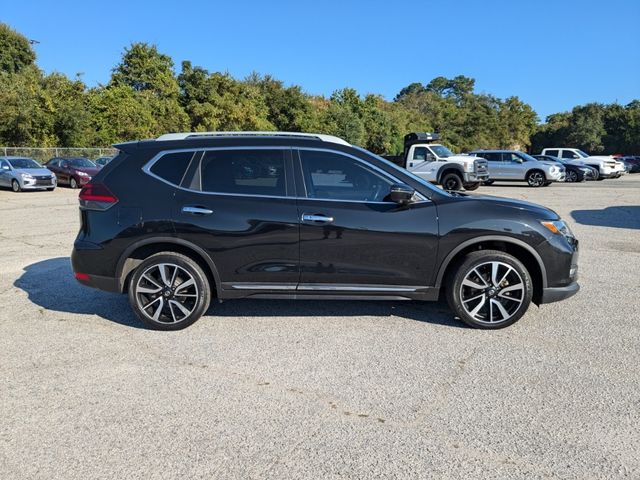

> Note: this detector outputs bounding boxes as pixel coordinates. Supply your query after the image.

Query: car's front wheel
[447,250,533,329]
[526,170,546,187]
[441,172,463,191]
[565,170,579,183]
[11,179,21,192]
[70,177,78,189]
[128,252,211,330]
[463,182,481,191]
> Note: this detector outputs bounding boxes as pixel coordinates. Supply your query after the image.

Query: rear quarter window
[150,151,196,186]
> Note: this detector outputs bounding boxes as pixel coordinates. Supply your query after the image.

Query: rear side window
[150,151,195,186]
[545,149,559,157]
[199,149,286,196]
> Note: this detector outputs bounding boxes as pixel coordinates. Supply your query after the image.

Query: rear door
[295,148,438,290]
[480,152,504,178]
[170,147,300,290]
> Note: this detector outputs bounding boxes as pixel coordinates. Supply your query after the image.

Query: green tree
[0,23,36,74]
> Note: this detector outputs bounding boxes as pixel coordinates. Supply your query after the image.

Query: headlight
[20,173,34,180]
[464,162,474,172]
[540,220,574,240]
[77,171,89,177]
[549,166,558,173]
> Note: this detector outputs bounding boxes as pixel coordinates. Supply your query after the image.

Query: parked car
[71,131,579,330]
[0,156,57,192]
[44,157,100,189]
[540,148,625,179]
[382,133,489,191]
[533,155,597,182]
[469,150,565,187]
[94,156,114,168]
[617,156,640,173]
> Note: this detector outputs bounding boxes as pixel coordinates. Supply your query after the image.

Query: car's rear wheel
[11,179,21,192]
[442,172,463,191]
[70,177,78,189]
[128,252,211,330]
[446,250,533,329]
[526,170,546,187]
[565,170,579,182]
[463,182,481,191]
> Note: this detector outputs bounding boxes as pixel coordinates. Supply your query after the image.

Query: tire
[543,181,552,187]
[441,172,463,191]
[128,252,212,330]
[463,182,481,191]
[565,170,579,183]
[526,170,546,187]
[482,180,494,186]
[70,177,78,189]
[47,187,55,191]
[11,179,21,192]
[446,250,533,329]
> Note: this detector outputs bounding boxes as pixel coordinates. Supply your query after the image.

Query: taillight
[79,182,118,210]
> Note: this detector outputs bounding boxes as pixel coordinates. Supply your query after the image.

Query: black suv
[72,132,579,330]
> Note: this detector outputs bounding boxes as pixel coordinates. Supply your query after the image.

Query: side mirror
[389,183,415,204]
[60,162,68,168]
[1,165,9,171]
[426,153,436,162]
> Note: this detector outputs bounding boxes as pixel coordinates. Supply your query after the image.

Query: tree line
[1,23,638,155]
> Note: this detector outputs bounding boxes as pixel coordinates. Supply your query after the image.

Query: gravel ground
[1,176,639,479]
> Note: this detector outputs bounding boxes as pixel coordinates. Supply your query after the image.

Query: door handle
[302,213,334,224]
[182,206,213,215]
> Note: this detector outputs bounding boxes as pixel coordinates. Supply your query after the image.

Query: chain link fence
[0,147,118,164]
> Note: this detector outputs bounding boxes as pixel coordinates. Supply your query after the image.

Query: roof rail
[156,131,351,146]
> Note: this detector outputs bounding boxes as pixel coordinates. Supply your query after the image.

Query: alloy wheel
[135,263,199,324]
[459,261,525,325]
[566,171,578,182]
[527,172,545,187]
[11,180,20,192]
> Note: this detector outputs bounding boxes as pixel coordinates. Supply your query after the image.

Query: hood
[13,167,55,177]
[447,154,484,162]
[72,166,100,176]
[458,193,559,220]
[536,160,561,168]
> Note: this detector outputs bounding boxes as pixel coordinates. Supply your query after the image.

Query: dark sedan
[533,155,597,182]
[44,157,100,189]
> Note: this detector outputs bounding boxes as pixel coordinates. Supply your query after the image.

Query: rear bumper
[75,273,120,293]
[540,281,580,304]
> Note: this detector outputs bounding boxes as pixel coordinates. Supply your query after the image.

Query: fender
[434,235,548,288]
[115,236,222,292]
[436,164,465,184]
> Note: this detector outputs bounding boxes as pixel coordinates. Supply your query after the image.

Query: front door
[172,147,300,290]
[0,160,11,187]
[295,149,439,290]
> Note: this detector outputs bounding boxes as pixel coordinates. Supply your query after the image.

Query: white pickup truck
[541,148,626,179]
[383,133,489,191]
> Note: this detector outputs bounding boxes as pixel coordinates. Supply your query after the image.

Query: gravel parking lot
[1,177,639,479]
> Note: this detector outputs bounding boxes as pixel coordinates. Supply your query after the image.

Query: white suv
[470,150,566,187]
[541,148,625,179]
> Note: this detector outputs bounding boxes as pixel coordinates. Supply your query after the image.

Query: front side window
[562,150,578,159]
[300,150,393,202]
[200,149,286,196]
[413,147,427,161]
[150,151,196,186]
[0,160,9,170]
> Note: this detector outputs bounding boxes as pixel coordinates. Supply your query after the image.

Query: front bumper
[540,281,580,304]
[19,176,57,189]
[548,171,566,182]
[463,172,489,183]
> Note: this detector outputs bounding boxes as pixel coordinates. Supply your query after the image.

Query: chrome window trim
[297,147,429,203]
[142,145,429,204]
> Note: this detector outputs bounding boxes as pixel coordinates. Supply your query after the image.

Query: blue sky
[3,0,639,120]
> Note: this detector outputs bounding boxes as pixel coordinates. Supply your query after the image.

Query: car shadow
[571,206,640,230]
[15,257,464,330]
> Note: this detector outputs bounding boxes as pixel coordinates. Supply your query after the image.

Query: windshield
[575,150,589,158]
[430,145,454,158]
[8,158,41,169]
[351,146,447,197]
[520,152,539,162]
[69,158,96,168]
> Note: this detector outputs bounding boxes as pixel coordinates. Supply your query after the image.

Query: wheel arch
[116,237,221,295]
[437,165,465,184]
[435,236,547,304]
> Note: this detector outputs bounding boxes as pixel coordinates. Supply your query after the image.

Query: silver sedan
[0,156,57,192]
